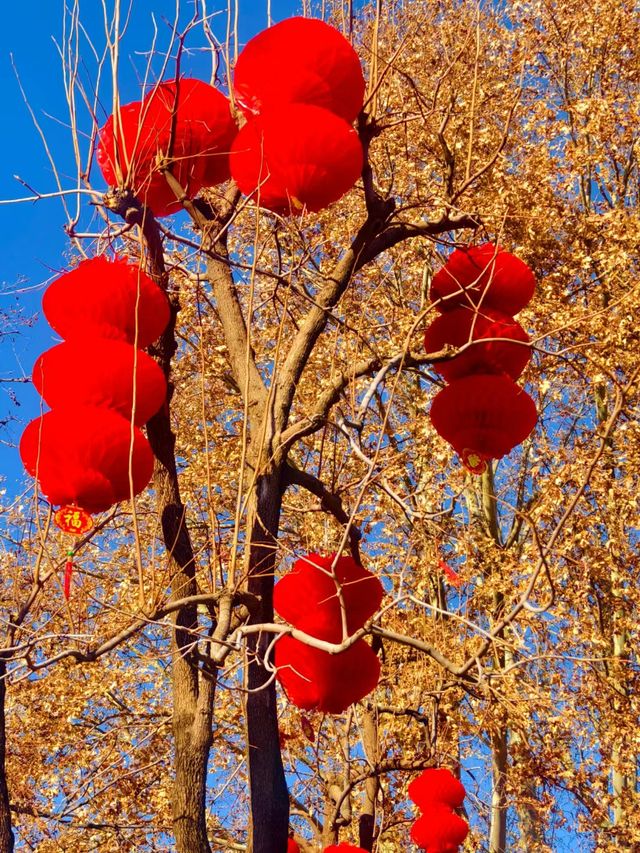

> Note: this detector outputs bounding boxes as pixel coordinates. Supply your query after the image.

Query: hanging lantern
[274,553,383,642]
[430,375,537,474]
[33,340,167,426]
[97,79,236,216]
[430,243,536,316]
[233,17,365,123]
[423,306,531,382]
[408,768,466,810]
[324,846,369,852]
[410,806,469,852]
[230,104,363,215]
[42,257,170,348]
[275,636,380,714]
[97,99,186,217]
[20,406,155,513]
[287,840,300,853]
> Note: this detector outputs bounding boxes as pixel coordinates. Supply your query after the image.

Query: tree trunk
[244,466,289,853]
[0,661,14,853]
[358,707,378,851]
[489,725,508,853]
[147,366,215,853]
[137,203,214,853]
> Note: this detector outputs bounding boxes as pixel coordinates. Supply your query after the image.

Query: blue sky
[0,0,298,493]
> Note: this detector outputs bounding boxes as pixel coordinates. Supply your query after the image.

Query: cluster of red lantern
[409,768,469,852]
[425,243,538,474]
[20,257,169,593]
[274,554,383,713]
[97,78,237,217]
[230,17,365,215]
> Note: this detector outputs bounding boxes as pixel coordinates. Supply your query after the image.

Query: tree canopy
[1,1,639,851]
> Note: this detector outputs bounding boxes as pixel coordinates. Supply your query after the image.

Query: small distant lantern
[410,806,469,852]
[409,768,466,810]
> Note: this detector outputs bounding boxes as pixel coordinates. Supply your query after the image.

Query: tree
[2,0,640,851]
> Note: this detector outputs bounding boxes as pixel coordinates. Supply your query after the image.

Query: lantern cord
[64,550,74,601]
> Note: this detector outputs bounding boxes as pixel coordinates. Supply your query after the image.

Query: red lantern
[423,306,531,382]
[430,243,536,315]
[430,375,537,473]
[324,846,368,852]
[275,636,380,714]
[410,806,469,852]
[20,406,155,513]
[97,79,236,216]
[233,17,365,123]
[148,78,237,188]
[287,840,300,853]
[32,340,166,426]
[408,768,466,810]
[230,104,363,215]
[274,553,383,642]
[42,257,170,348]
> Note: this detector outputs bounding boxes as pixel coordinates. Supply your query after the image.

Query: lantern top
[234,17,365,123]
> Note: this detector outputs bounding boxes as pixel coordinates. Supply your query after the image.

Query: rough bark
[244,466,289,853]
[489,726,508,853]
[123,197,215,853]
[358,708,379,851]
[0,661,14,853]
[203,206,288,853]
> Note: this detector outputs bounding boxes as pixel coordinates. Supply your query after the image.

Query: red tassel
[64,551,74,600]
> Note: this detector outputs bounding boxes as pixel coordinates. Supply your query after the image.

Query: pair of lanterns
[409,768,469,852]
[425,243,538,474]
[19,257,169,593]
[273,554,383,713]
[229,17,365,215]
[97,78,237,217]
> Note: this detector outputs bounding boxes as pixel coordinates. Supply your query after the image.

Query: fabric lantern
[233,17,365,123]
[430,375,537,474]
[42,257,170,348]
[410,806,469,852]
[20,406,155,513]
[408,768,466,810]
[148,78,237,189]
[324,845,369,852]
[230,104,363,215]
[287,840,300,853]
[423,306,531,382]
[430,243,536,316]
[97,79,236,216]
[275,636,380,714]
[33,340,167,426]
[97,99,188,217]
[274,553,383,642]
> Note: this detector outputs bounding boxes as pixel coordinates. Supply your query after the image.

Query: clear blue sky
[0,0,298,495]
